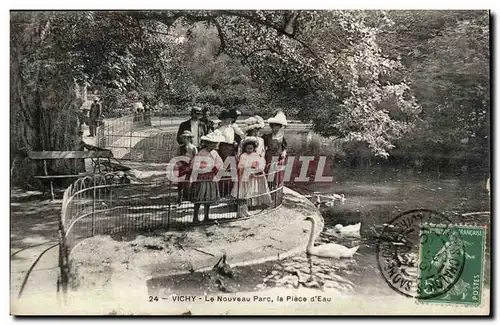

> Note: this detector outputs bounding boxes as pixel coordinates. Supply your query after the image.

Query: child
[237,115,266,158]
[190,131,225,224]
[178,130,198,159]
[263,111,288,168]
[175,130,198,203]
[231,137,272,217]
[216,110,237,197]
[263,111,288,201]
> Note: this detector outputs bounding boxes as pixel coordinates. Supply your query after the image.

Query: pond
[146,167,490,299]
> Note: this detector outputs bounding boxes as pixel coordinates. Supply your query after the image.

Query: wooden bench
[28,150,115,200]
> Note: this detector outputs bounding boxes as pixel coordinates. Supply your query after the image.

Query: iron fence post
[91,177,96,236]
[167,180,171,229]
[277,170,280,208]
[129,116,133,156]
[236,176,240,218]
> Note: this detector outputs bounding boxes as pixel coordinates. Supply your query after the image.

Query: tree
[375,10,490,172]
[12,10,433,187]
[10,11,173,185]
[130,10,421,156]
[11,12,84,185]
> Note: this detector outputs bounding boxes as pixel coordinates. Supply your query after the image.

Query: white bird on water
[312,193,346,207]
[334,223,361,238]
[331,194,346,204]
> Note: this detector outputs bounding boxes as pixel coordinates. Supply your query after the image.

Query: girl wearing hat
[216,110,236,161]
[216,109,238,197]
[263,111,288,192]
[237,115,266,158]
[263,111,288,168]
[231,137,272,217]
[189,131,225,224]
[175,130,198,203]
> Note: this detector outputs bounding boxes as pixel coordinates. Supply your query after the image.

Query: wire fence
[95,112,317,163]
[96,113,180,162]
[58,169,284,295]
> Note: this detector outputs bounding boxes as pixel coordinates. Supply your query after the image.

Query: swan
[304,216,360,258]
[334,223,361,238]
[315,195,321,207]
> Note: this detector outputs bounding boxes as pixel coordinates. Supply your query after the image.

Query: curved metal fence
[58,169,284,294]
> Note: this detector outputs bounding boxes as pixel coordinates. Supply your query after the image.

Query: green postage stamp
[418,223,487,305]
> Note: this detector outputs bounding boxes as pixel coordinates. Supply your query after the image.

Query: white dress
[231,152,272,206]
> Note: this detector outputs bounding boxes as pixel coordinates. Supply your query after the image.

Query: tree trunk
[10,12,84,188]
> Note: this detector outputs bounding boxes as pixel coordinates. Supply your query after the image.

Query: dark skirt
[191,173,219,203]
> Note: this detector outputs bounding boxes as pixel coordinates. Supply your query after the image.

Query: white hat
[245,116,265,131]
[267,111,288,126]
[200,130,226,143]
[255,115,265,126]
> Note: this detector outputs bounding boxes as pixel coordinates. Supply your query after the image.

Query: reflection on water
[147,170,490,298]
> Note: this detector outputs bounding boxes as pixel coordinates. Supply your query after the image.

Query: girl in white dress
[232,137,272,217]
[237,115,266,158]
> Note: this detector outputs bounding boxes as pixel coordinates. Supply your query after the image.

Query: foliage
[376,10,490,170]
[130,10,421,156]
[10,10,490,186]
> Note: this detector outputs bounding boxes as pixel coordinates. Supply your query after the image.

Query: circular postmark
[376,209,465,299]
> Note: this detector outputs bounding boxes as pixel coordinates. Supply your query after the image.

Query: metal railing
[96,112,316,162]
[96,113,179,161]
[57,169,284,295]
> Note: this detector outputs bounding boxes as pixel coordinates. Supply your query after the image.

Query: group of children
[175,110,289,223]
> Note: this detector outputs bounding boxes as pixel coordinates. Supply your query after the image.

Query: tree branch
[219,10,319,59]
[129,10,320,59]
[241,47,277,63]
[211,18,226,56]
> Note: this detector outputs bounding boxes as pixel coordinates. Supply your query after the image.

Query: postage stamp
[417,224,486,306]
[376,209,461,298]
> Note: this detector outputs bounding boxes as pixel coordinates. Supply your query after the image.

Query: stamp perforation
[416,222,488,307]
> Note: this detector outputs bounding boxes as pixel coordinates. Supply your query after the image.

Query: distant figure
[88,98,103,137]
[133,101,144,114]
[201,107,215,133]
[176,106,209,149]
[132,101,145,123]
[143,99,152,126]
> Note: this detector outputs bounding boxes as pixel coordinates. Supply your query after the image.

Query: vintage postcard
[10,9,491,316]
